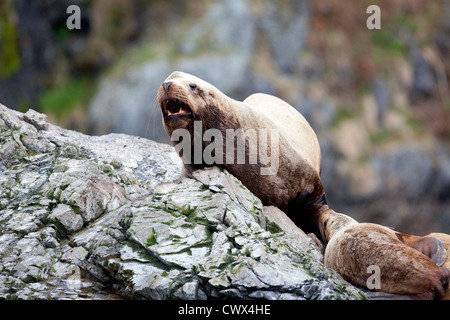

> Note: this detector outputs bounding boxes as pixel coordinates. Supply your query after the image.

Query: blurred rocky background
[1,0,449,234]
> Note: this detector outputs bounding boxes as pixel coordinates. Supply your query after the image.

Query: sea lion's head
[319,210,358,243]
[158,71,227,137]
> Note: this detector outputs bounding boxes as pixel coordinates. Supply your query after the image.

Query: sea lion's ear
[397,233,447,266]
[413,237,447,266]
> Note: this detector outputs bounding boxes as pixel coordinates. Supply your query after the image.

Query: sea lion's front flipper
[396,233,447,266]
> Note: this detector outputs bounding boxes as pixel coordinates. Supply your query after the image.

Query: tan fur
[318,209,358,243]
[243,93,321,174]
[322,210,450,299]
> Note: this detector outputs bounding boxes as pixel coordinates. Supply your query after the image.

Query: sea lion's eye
[189,83,197,90]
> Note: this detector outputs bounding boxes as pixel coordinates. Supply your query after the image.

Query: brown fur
[321,210,450,299]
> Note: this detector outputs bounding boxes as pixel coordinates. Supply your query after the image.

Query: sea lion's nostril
[162,81,173,94]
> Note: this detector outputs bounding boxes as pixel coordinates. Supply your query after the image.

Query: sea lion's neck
[321,209,359,242]
[217,96,266,130]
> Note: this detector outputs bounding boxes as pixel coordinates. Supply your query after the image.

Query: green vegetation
[370,28,407,55]
[393,106,425,133]
[395,14,418,34]
[146,228,157,246]
[265,220,283,235]
[38,78,92,120]
[332,109,357,128]
[444,98,450,111]
[0,1,21,78]
[106,43,158,78]
[369,128,397,146]
[179,205,199,223]
[405,114,425,133]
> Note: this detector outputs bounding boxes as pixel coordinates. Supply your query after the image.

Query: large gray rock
[0,103,365,300]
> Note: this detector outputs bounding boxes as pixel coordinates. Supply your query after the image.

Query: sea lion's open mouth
[161,99,193,118]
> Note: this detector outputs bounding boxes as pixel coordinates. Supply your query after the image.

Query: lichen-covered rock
[0,104,365,300]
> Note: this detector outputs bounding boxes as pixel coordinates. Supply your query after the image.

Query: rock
[0,103,365,300]
[259,0,311,73]
[296,94,336,132]
[372,77,391,126]
[116,166,362,300]
[49,204,84,235]
[435,3,450,73]
[410,44,436,98]
[61,247,89,264]
[180,0,255,55]
[371,146,434,199]
[0,103,181,299]
[435,145,450,201]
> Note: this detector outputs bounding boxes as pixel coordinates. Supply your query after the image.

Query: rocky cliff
[0,104,365,300]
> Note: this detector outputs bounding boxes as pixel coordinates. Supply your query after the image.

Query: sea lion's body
[158,71,326,235]
[158,71,450,299]
[320,211,450,299]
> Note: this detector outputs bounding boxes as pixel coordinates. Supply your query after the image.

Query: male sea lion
[158,71,327,236]
[157,71,450,299]
[320,210,450,300]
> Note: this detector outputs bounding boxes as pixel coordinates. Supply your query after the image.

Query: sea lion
[157,71,450,299]
[158,71,327,237]
[320,210,450,300]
